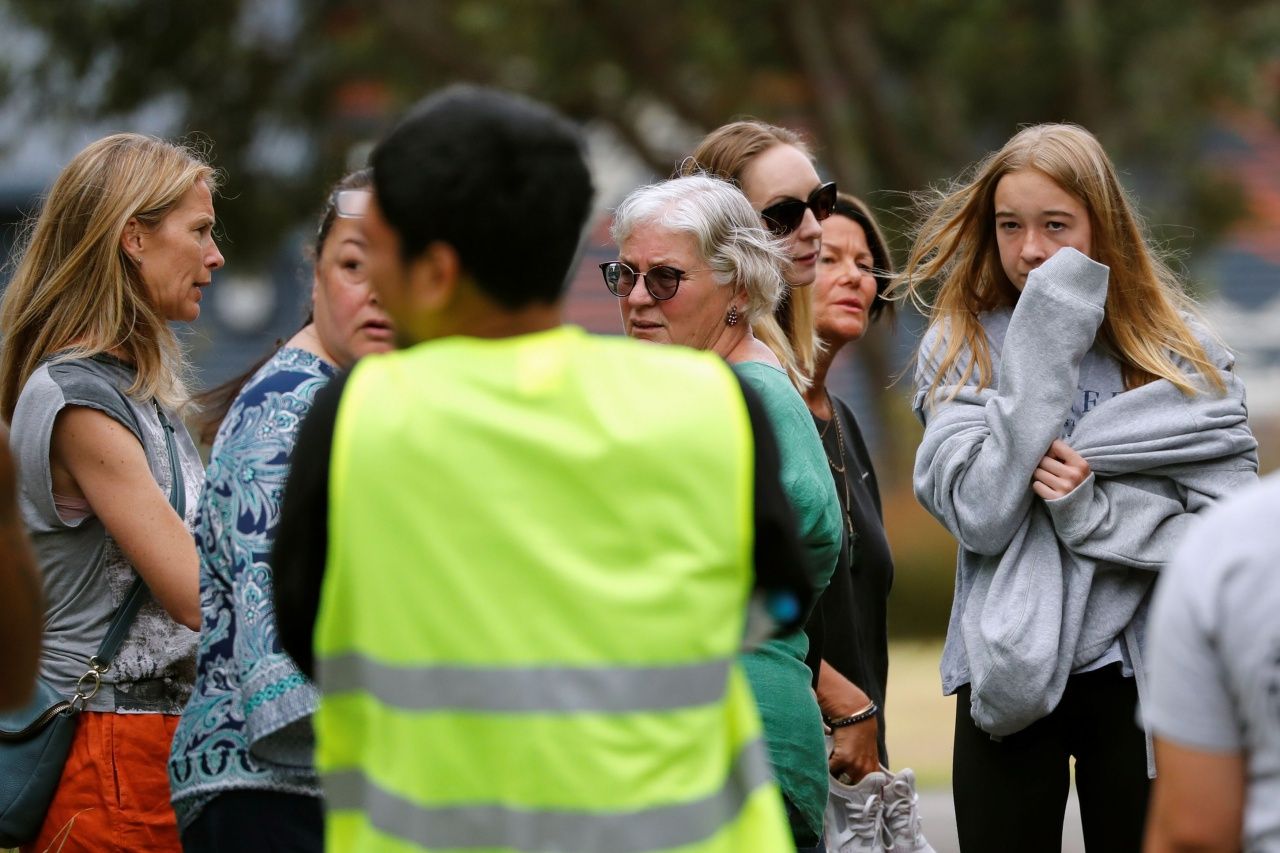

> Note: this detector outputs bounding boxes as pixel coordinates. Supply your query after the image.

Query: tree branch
[819,0,928,190]
[576,0,722,132]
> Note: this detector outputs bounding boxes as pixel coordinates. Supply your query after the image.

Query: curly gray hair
[610,174,787,323]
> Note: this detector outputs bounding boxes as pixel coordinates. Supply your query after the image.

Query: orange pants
[21,711,181,853]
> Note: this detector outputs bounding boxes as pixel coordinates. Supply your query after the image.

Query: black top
[273,367,812,679]
[806,393,894,764]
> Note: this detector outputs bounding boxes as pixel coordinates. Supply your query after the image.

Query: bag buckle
[69,658,109,712]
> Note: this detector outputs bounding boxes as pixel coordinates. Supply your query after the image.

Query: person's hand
[1032,439,1091,500]
[828,715,881,783]
[817,661,882,781]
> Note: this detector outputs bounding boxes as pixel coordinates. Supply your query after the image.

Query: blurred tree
[8,0,1277,251]
[3,0,1277,468]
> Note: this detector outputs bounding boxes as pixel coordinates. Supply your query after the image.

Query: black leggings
[952,664,1150,853]
[181,790,323,853]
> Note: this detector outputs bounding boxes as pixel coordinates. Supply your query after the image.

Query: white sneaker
[824,769,890,852]
[880,768,936,853]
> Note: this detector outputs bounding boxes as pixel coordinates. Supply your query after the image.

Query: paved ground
[917,789,1085,853]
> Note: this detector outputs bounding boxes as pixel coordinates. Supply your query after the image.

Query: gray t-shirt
[10,355,202,714]
[1146,472,1280,852]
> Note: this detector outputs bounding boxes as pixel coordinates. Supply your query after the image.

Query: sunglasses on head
[760,181,838,236]
[331,189,372,219]
[600,261,702,301]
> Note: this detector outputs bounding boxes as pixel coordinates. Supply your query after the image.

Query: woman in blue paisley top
[169,170,394,852]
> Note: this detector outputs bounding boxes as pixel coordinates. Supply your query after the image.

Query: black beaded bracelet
[824,703,878,729]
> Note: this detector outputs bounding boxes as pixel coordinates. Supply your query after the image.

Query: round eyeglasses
[600,261,708,301]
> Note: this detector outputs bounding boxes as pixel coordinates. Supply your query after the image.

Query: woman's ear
[120,217,144,261]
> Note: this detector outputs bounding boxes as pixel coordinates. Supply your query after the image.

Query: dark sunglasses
[600,261,705,301]
[760,181,838,236]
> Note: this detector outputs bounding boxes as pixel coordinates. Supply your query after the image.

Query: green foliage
[3,0,1275,262]
[4,0,348,262]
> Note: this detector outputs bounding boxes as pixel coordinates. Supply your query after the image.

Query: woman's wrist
[824,702,878,729]
[816,659,872,717]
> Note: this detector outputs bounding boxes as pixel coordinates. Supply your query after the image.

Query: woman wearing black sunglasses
[681,121,836,395]
[607,174,842,853]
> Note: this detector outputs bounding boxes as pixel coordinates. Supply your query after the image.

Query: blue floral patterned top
[169,347,337,828]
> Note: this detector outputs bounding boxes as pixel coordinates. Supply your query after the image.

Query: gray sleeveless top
[9,355,202,714]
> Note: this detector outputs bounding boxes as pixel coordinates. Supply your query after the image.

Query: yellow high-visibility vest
[314,325,793,852]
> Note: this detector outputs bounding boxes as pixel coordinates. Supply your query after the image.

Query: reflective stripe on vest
[318,653,732,713]
[324,738,774,853]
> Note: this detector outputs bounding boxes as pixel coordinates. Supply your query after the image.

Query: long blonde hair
[0,133,218,421]
[897,123,1224,403]
[682,120,822,392]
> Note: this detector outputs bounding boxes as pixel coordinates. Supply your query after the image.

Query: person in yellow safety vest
[271,84,822,853]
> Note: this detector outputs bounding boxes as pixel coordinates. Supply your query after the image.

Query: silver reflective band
[324,737,773,852]
[318,654,733,713]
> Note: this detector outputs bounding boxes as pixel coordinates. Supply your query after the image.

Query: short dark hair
[831,192,896,323]
[370,85,594,309]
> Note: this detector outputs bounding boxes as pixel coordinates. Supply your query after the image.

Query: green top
[733,361,842,842]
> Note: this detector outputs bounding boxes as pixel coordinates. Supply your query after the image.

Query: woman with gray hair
[606,174,842,851]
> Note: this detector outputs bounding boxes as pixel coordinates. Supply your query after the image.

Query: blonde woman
[900,123,1257,851]
[682,121,836,393]
[1,133,221,851]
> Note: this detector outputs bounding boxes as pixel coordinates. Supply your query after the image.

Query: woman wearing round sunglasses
[606,174,842,852]
[169,169,393,852]
[681,121,836,393]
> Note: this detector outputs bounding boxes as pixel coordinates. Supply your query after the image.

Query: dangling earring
[726,305,740,326]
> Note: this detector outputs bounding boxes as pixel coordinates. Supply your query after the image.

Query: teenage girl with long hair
[899,123,1257,852]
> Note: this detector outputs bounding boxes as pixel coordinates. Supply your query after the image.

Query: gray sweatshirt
[913,248,1258,755]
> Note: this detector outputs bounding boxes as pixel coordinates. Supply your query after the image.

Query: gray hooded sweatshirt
[913,248,1258,762]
